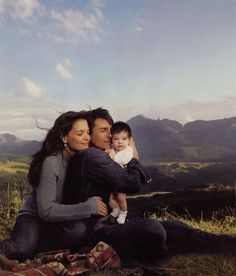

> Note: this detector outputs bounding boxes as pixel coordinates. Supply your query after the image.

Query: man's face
[91,118,112,149]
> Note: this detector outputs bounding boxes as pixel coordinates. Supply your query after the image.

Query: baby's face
[112,131,130,151]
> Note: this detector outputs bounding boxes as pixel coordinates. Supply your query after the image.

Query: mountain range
[1,115,236,162]
[0,133,41,156]
[127,115,236,162]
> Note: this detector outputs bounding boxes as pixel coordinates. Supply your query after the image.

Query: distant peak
[131,114,147,119]
[0,133,23,144]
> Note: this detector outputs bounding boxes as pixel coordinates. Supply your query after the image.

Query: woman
[0,111,108,260]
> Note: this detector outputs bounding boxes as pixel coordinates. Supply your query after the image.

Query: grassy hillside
[128,190,236,220]
[89,211,236,275]
[0,160,29,173]
[0,154,31,163]
[143,161,236,192]
[0,158,235,275]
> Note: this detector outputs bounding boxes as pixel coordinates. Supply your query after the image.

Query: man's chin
[103,143,111,149]
[90,142,111,150]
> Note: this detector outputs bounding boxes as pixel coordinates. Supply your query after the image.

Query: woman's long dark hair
[28,110,88,187]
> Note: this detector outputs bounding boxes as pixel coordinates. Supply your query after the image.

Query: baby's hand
[106,149,115,160]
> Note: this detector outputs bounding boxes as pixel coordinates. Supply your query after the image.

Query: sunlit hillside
[0,158,235,275]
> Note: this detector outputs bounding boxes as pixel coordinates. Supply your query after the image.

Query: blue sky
[0,0,236,140]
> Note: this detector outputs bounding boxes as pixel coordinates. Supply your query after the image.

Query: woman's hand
[95,196,108,216]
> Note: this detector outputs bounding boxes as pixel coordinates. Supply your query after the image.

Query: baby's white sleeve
[114,146,133,166]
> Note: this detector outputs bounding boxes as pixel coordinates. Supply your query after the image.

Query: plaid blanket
[0,241,121,275]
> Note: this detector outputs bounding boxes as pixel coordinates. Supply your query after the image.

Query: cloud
[16,77,45,97]
[221,96,236,101]
[0,0,42,23]
[90,0,104,20]
[50,6,104,44]
[185,115,195,122]
[109,98,236,125]
[0,0,6,13]
[56,58,73,81]
[10,0,41,22]
[0,0,105,45]
[135,26,143,32]
[134,18,149,33]
[0,97,63,140]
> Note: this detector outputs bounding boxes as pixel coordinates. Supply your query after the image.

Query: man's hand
[95,196,108,216]
[129,137,139,159]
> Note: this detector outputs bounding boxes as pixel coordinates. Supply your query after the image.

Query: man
[64,108,236,262]
[64,107,167,262]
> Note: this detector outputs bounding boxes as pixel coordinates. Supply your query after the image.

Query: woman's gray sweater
[18,153,98,222]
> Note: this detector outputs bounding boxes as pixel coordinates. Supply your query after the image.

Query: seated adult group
[0,108,235,265]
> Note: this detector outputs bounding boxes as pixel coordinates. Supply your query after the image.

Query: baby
[106,121,134,224]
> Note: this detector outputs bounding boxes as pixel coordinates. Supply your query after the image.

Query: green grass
[154,254,236,276]
[144,161,215,178]
[0,160,235,275]
[181,145,233,162]
[1,211,235,275]
[89,214,236,276]
[0,160,29,174]
[0,154,31,163]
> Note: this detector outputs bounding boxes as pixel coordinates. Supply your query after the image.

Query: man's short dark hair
[88,107,114,133]
[111,121,132,138]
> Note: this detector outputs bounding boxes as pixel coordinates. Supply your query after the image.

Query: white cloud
[16,77,45,97]
[0,0,104,45]
[50,6,104,44]
[109,98,236,125]
[11,0,41,22]
[135,26,143,32]
[56,58,73,81]
[0,97,63,140]
[185,115,195,122]
[0,0,41,23]
[90,0,104,20]
[134,18,149,33]
[0,0,6,13]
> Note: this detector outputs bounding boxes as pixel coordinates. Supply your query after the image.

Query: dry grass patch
[0,160,29,173]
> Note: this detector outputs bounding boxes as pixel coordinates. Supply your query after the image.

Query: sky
[0,0,236,140]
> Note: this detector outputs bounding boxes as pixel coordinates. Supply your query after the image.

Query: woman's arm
[36,158,103,223]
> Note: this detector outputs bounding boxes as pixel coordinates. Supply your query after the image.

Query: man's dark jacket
[63,147,149,206]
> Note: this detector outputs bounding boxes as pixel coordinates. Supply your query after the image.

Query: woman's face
[63,119,90,151]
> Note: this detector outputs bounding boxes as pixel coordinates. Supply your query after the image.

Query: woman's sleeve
[85,148,142,193]
[36,159,98,223]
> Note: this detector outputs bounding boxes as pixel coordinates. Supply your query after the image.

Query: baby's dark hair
[111,121,132,138]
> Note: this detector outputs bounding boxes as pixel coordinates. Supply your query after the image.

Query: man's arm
[85,148,142,193]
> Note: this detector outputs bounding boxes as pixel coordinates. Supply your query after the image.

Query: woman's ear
[61,135,68,144]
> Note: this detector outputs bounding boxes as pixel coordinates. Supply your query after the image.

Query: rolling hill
[1,115,236,162]
[0,133,41,156]
[127,115,236,162]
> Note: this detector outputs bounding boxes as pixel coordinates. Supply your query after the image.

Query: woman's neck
[62,147,75,160]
